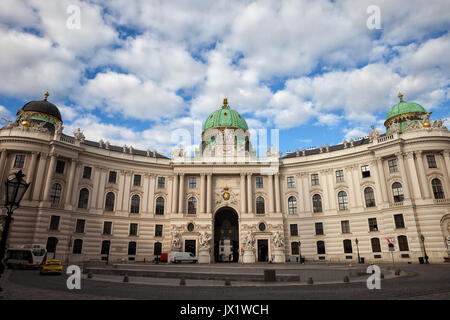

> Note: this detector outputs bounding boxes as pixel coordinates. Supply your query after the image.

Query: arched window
[431,178,445,199]
[343,239,353,254]
[78,188,89,209]
[398,235,409,251]
[364,187,376,207]
[128,241,137,256]
[338,191,348,210]
[50,183,62,204]
[73,239,83,254]
[154,242,162,256]
[288,196,297,214]
[105,192,115,211]
[312,194,322,213]
[317,241,326,254]
[188,197,197,214]
[46,237,58,254]
[392,182,404,202]
[155,197,164,215]
[371,238,381,253]
[130,195,140,213]
[256,196,265,214]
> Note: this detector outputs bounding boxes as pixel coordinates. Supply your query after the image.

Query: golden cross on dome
[397,92,403,102]
[223,98,228,107]
[44,91,50,100]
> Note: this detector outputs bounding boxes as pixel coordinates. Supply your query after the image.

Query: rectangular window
[335,170,344,183]
[361,165,371,178]
[103,221,112,235]
[426,155,437,168]
[155,225,163,237]
[13,155,25,169]
[189,176,197,189]
[83,166,92,179]
[55,160,65,174]
[311,174,319,186]
[129,223,138,236]
[341,220,350,234]
[388,159,398,173]
[157,177,165,189]
[255,176,263,188]
[108,171,117,184]
[287,176,295,188]
[394,214,405,229]
[369,218,378,232]
[315,222,324,235]
[75,219,85,233]
[290,224,298,236]
[133,174,141,187]
[49,216,60,231]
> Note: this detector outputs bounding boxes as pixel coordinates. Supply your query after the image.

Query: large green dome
[385,99,426,122]
[202,99,248,132]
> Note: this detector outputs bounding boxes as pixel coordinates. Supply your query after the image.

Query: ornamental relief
[214,188,239,207]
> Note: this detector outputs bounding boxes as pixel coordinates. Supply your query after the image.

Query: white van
[169,252,198,263]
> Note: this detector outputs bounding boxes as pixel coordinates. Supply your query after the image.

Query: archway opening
[214,207,239,262]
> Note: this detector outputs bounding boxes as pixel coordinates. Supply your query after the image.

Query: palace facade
[1,93,450,264]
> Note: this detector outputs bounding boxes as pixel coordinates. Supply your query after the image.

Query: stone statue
[389,122,400,134]
[244,231,255,250]
[368,125,380,142]
[55,122,64,135]
[446,235,450,250]
[199,231,211,249]
[273,231,285,249]
[171,230,181,250]
[74,128,85,142]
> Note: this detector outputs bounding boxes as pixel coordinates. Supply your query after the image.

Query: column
[240,173,246,213]
[91,167,101,209]
[345,167,356,208]
[351,165,363,207]
[0,149,7,180]
[320,170,330,211]
[70,162,82,207]
[301,173,311,212]
[42,153,57,202]
[122,171,131,211]
[178,173,185,214]
[296,174,304,212]
[25,152,38,200]
[172,174,178,213]
[96,168,107,209]
[274,173,281,213]
[370,160,384,206]
[442,150,450,182]
[376,157,389,202]
[148,174,156,213]
[268,174,275,213]
[326,171,336,210]
[200,173,206,214]
[396,152,411,199]
[206,173,212,214]
[406,152,422,199]
[415,151,431,198]
[142,174,150,213]
[64,159,77,206]
[117,170,125,211]
[247,173,253,213]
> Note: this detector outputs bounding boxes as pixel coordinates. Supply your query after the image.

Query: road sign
[388,243,395,251]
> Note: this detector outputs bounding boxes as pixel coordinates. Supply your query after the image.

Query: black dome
[21,99,62,121]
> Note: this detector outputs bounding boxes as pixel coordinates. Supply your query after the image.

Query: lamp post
[420,234,429,264]
[298,241,302,264]
[0,170,30,291]
[355,238,361,264]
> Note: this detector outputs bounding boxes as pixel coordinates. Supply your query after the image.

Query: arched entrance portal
[214,207,239,262]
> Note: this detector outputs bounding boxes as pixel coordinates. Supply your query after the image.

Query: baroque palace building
[1,93,450,264]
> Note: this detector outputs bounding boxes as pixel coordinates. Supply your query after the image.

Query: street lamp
[0,170,30,290]
[298,241,303,264]
[420,234,429,264]
[355,238,361,264]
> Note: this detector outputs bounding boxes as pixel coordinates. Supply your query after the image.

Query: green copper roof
[203,101,248,132]
[385,100,426,121]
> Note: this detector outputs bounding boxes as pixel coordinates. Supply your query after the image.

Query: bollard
[225,279,231,286]
[87,272,93,279]
[307,277,314,285]
[180,278,186,286]
[123,274,129,282]
[395,269,401,276]
[380,272,384,279]
[343,276,350,283]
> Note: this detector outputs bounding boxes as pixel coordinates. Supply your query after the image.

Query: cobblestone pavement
[1,263,449,300]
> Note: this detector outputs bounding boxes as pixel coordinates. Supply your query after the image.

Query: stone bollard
[87,272,93,279]
[343,276,350,283]
[225,279,231,286]
[123,274,129,282]
[380,272,385,279]
[395,269,401,276]
[307,277,314,285]
[180,278,186,286]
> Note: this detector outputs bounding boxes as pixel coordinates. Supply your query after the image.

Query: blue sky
[0,0,449,156]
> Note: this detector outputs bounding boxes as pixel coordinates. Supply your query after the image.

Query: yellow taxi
[40,259,63,275]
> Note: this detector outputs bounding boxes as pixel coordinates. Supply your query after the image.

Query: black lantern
[0,170,30,290]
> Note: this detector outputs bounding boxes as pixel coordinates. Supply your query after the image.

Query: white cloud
[0,105,13,120]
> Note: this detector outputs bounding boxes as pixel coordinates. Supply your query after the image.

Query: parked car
[40,259,63,275]
[169,252,198,263]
